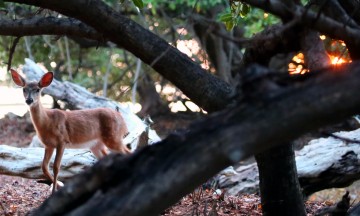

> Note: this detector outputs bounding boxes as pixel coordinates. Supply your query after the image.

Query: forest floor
[0,112,355,215]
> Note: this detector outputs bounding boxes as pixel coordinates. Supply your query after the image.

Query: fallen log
[1,129,360,197]
[219,129,360,196]
[0,145,95,180]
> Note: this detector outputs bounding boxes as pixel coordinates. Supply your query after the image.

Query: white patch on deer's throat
[67,139,99,149]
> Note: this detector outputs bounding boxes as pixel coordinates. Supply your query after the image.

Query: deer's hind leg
[90,141,109,159]
[103,137,131,155]
[52,144,65,193]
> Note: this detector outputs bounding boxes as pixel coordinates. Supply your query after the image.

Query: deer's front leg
[52,144,65,193]
[42,147,55,184]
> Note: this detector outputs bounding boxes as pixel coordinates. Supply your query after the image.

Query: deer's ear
[39,72,53,88]
[10,69,26,87]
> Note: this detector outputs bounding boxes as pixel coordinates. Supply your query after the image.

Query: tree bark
[255,144,306,216]
[137,73,170,117]
[8,0,235,112]
[30,62,360,216]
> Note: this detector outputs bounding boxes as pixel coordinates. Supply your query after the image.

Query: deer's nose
[26,98,33,105]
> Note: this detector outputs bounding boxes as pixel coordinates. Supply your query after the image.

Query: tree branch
[5,0,235,112]
[241,0,360,59]
[0,16,103,40]
[32,62,360,216]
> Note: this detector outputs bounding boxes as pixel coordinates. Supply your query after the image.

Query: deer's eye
[36,89,40,93]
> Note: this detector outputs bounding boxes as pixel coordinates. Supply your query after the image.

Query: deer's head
[10,69,53,106]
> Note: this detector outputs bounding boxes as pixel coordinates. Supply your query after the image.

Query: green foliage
[132,0,144,8]
[143,0,223,12]
[219,2,279,34]
[218,2,251,31]
[240,8,280,37]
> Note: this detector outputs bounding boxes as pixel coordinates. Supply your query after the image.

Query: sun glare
[288,53,309,75]
[329,55,349,65]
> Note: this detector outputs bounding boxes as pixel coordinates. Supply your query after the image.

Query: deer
[10,69,130,193]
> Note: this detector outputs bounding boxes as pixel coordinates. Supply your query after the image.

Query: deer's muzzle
[26,98,33,105]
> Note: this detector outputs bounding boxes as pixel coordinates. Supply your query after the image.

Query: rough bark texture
[7,0,235,112]
[256,144,306,216]
[0,16,102,40]
[30,63,360,216]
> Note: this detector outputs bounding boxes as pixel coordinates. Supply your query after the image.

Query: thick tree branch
[32,62,360,216]
[313,0,360,29]
[241,0,360,59]
[5,0,235,112]
[0,16,103,40]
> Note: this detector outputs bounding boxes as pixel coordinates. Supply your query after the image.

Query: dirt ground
[0,112,355,215]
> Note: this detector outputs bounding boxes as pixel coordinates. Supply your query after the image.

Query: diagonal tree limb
[5,0,235,112]
[7,36,21,71]
[32,62,360,216]
[312,0,360,28]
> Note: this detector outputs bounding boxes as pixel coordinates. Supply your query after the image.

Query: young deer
[10,69,130,193]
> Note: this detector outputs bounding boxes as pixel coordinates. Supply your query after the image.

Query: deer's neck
[29,101,49,129]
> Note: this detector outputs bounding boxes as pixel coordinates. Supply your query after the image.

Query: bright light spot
[0,66,8,81]
[121,102,142,113]
[264,13,268,18]
[176,39,200,57]
[154,22,159,27]
[50,61,57,68]
[169,101,187,112]
[288,52,309,75]
[185,101,201,112]
[329,55,348,65]
[319,35,326,40]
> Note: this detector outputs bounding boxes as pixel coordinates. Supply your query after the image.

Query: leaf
[225,21,235,31]
[219,13,233,22]
[240,4,251,18]
[132,0,144,8]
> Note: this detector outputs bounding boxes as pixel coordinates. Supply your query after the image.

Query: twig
[64,36,73,80]
[102,46,113,97]
[150,0,200,67]
[132,58,142,104]
[321,131,360,144]
[7,36,21,71]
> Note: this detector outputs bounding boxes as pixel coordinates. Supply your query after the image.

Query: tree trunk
[137,73,169,117]
[255,144,306,216]
[220,128,360,196]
